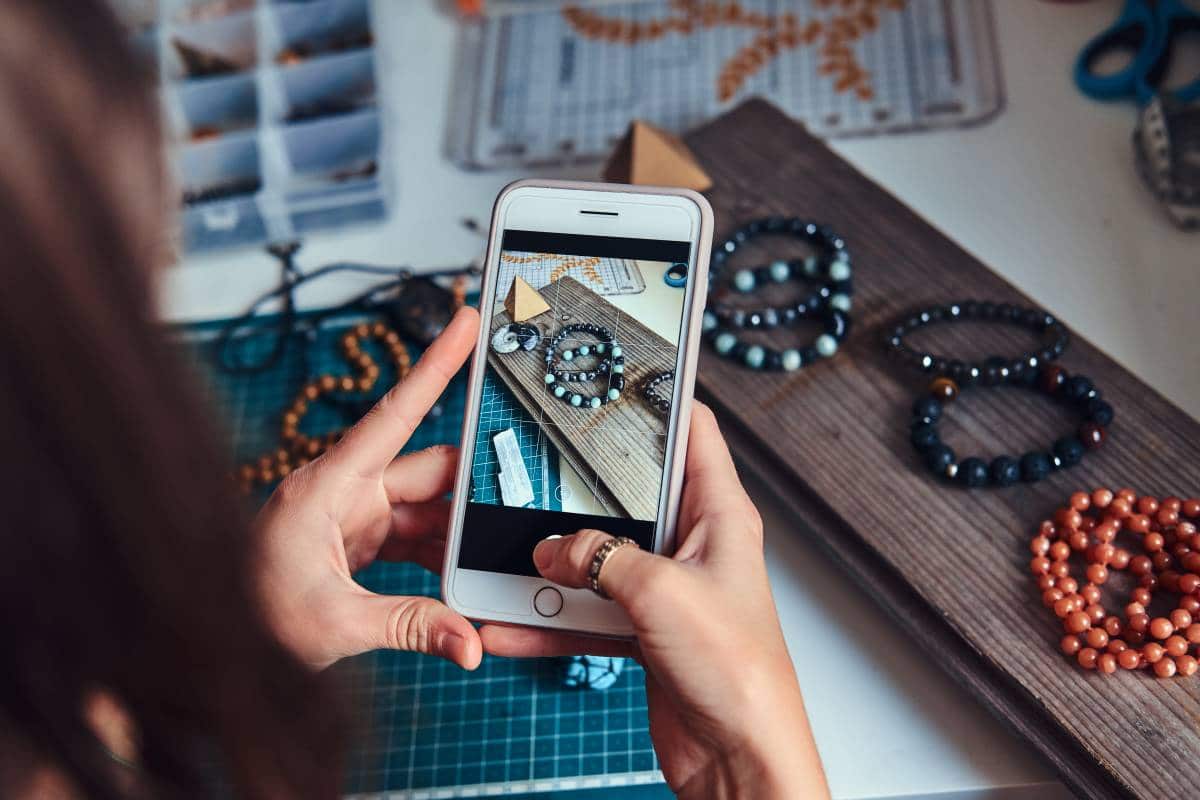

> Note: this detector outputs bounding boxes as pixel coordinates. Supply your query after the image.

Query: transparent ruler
[448,0,1003,169]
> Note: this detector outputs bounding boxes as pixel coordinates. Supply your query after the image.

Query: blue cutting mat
[176,306,664,798]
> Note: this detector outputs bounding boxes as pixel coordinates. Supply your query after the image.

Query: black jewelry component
[543,323,625,408]
[641,370,674,415]
[883,300,1070,387]
[704,218,853,372]
[907,363,1113,488]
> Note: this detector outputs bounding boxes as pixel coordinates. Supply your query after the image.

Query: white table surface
[164,2,1196,797]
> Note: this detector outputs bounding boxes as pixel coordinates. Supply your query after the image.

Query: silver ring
[587,537,638,599]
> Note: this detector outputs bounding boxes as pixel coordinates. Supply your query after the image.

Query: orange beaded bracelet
[1031,489,1200,677]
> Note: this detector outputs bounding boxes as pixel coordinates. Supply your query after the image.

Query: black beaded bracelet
[703,305,849,370]
[709,216,853,322]
[910,364,1114,488]
[705,216,853,371]
[642,370,674,415]
[883,301,1070,387]
[543,323,625,408]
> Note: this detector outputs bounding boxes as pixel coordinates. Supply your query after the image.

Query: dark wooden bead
[929,377,959,403]
[1053,436,1085,467]
[1039,364,1067,394]
[1020,452,1052,482]
[1079,422,1106,449]
[924,443,955,475]
[1086,398,1114,426]
[912,396,942,423]
[990,456,1020,487]
[959,457,989,488]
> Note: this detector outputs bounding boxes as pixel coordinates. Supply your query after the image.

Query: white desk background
[165,2,1195,798]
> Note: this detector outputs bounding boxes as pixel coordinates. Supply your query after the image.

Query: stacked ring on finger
[704,216,853,371]
[543,323,625,408]
[911,363,1114,488]
[883,300,1071,387]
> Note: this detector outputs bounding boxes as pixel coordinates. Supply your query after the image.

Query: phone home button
[533,586,564,618]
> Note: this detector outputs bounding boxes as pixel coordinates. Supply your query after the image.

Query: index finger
[332,307,480,475]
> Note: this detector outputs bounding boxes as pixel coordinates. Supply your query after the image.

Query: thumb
[532,529,671,613]
[355,593,483,669]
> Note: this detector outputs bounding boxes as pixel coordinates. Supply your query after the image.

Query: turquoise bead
[579,345,590,356]
[608,388,620,401]
[830,260,851,281]
[570,394,582,407]
[816,334,838,358]
[553,385,566,398]
[733,270,755,292]
[714,332,736,354]
[769,260,790,282]
[802,255,819,276]
[595,343,606,353]
[782,349,802,371]
[830,293,852,312]
[590,397,601,408]
[744,345,765,369]
[611,346,622,358]
[612,363,624,374]
[544,373,555,384]
[702,311,717,332]
[563,350,574,361]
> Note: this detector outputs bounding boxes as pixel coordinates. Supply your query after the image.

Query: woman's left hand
[254,307,483,671]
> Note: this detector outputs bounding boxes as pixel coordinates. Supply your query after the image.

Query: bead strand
[1034,490,1200,677]
[911,363,1113,488]
[543,323,625,408]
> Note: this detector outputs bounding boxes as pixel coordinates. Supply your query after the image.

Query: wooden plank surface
[487,277,674,521]
[686,99,1200,800]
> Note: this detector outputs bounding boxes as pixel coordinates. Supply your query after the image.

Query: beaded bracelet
[883,301,1070,387]
[709,216,853,320]
[1032,490,1200,677]
[543,323,625,408]
[705,217,853,371]
[910,363,1114,487]
[641,370,674,415]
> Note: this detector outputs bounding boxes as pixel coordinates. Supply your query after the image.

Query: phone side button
[533,586,564,618]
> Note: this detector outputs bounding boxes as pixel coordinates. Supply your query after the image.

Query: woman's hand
[254,307,482,672]
[479,405,829,800]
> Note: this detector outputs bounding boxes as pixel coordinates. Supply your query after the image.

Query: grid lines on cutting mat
[174,309,659,796]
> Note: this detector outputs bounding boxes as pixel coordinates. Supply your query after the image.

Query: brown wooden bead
[1186,624,1200,644]
[1049,541,1070,561]
[1079,422,1106,449]
[1176,655,1199,677]
[1118,648,1142,670]
[1108,496,1132,518]
[1184,499,1200,518]
[1165,635,1189,657]
[1179,573,1200,594]
[1055,508,1082,531]
[1065,611,1091,633]
[1086,564,1108,585]
[1117,487,1138,503]
[1104,616,1124,637]
[1081,585,1101,605]
[1049,561,1070,578]
[1097,653,1118,674]
[1085,604,1106,625]
[1130,555,1153,576]
[1126,514,1152,535]
[1129,613,1150,632]
[319,375,337,392]
[1060,634,1082,656]
[1143,642,1165,663]
[1058,576,1079,595]
[1054,596,1074,618]
[1157,508,1180,527]
[1077,647,1099,670]
[1037,574,1057,591]
[1030,556,1051,575]
[1107,638,1127,654]
[1110,548,1131,569]
[303,383,321,401]
[1153,657,1177,678]
[1068,531,1088,551]
[1030,535,1050,555]
[1085,628,1109,649]
[1137,496,1159,516]
[1150,617,1175,640]
[1092,488,1114,508]
[1144,532,1165,552]
[237,464,256,483]
[1171,609,1194,630]
[929,377,958,402]
[1132,586,1152,606]
[1043,588,1064,607]
[1181,596,1200,616]
[1039,364,1067,394]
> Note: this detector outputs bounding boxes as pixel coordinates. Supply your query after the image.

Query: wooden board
[685,99,1200,800]
[487,277,675,521]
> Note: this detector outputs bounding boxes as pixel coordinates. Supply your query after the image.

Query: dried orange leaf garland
[1032,490,1200,677]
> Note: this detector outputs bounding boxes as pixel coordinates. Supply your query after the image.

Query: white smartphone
[442,180,714,637]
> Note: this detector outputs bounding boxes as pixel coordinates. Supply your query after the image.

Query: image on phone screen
[458,229,693,577]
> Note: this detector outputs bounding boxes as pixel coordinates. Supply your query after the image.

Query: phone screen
[457,228,694,577]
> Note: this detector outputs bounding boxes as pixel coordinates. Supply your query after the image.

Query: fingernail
[533,536,561,570]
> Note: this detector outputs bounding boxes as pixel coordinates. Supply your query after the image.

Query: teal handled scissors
[1074,0,1200,103]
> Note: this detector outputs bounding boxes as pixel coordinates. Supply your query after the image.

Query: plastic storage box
[118,0,388,251]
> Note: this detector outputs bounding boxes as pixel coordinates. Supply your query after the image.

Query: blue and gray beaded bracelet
[705,216,853,371]
[910,364,1113,488]
[544,323,625,408]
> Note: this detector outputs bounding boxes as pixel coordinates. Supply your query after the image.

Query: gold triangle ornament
[503,275,551,322]
[602,120,713,192]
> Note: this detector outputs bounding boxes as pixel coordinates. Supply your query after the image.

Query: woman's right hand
[480,404,830,800]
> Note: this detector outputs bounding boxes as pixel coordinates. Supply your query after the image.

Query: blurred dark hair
[0,2,344,797]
